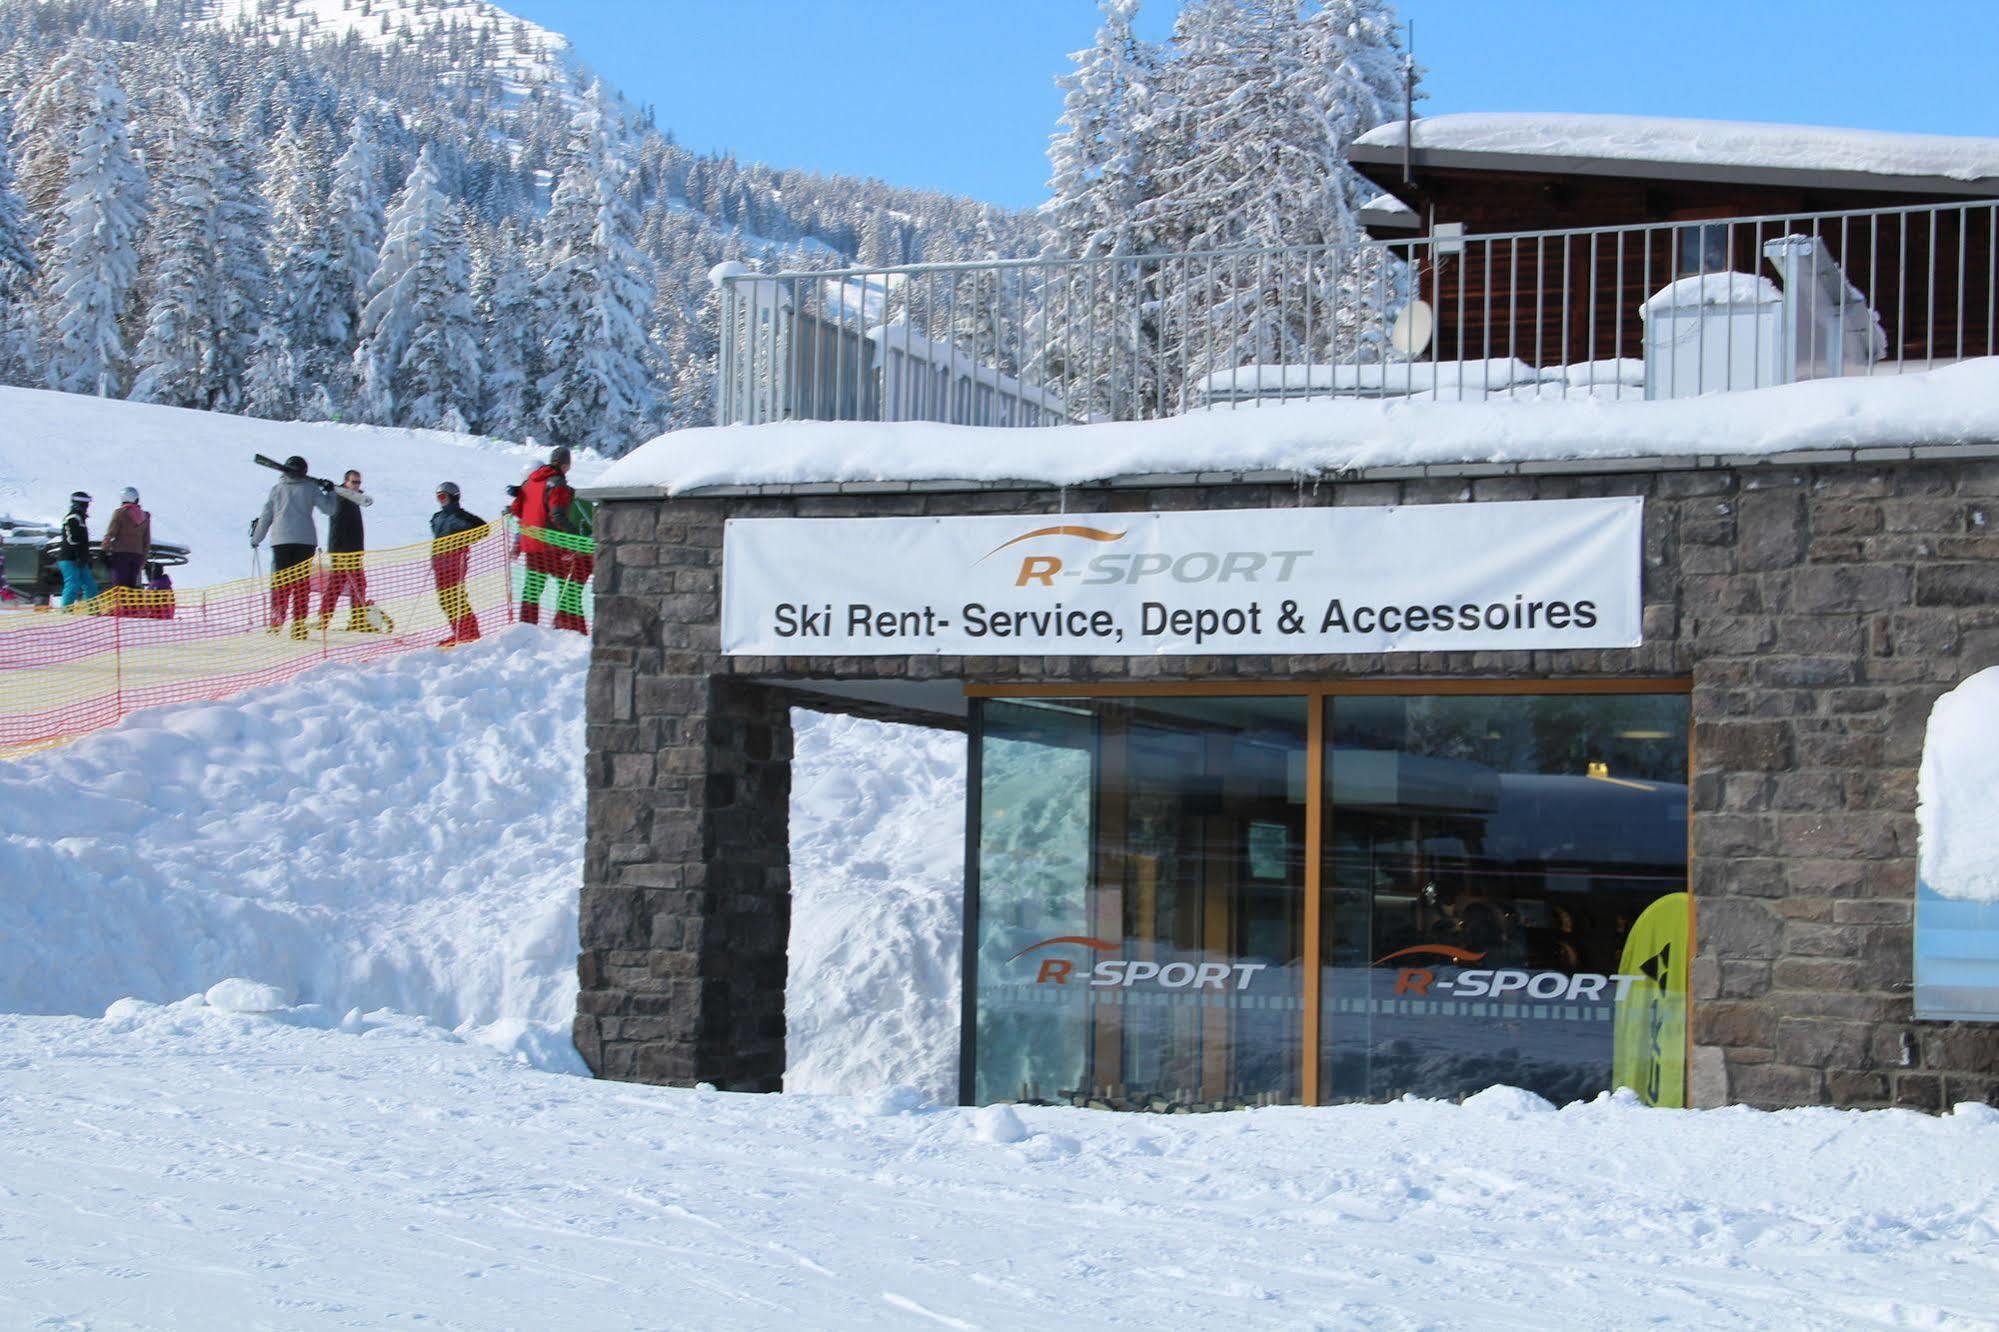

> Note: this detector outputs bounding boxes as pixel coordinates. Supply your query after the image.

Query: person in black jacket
[430,481,486,646]
[318,469,376,632]
[56,491,100,608]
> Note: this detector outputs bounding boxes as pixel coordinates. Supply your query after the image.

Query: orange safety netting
[0,522,594,759]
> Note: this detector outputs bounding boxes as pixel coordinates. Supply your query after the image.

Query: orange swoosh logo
[1006,936,1119,962]
[1373,944,1487,966]
[978,525,1126,562]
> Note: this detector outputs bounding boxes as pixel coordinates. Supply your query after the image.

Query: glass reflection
[971,696,1305,1111]
[1322,694,1691,1107]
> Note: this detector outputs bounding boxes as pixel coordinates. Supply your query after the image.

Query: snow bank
[0,627,589,1064]
[1919,667,1999,904]
[2,1006,1996,1326]
[1355,112,1999,182]
[599,357,1999,494]
[0,617,967,1091]
[0,387,602,584]
[785,710,965,1103]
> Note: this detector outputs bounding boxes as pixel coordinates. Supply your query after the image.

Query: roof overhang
[1346,142,1999,200]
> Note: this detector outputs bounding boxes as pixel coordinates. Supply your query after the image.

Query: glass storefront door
[967,685,1691,1111]
[1321,692,1691,1107]
[969,697,1307,1110]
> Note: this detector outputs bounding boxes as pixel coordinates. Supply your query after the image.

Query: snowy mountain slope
[0,387,601,584]
[196,0,576,103]
[2,1003,1997,1327]
[5,0,1037,451]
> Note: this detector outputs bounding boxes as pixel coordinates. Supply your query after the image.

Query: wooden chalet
[1345,113,1999,371]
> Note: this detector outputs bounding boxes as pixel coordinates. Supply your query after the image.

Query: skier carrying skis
[250,454,339,640]
[508,445,577,627]
[430,481,486,646]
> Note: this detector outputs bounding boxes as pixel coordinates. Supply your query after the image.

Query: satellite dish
[1389,299,1435,359]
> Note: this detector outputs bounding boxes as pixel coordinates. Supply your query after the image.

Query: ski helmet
[549,445,572,468]
[119,486,139,504]
[436,481,461,499]
[284,455,309,476]
[69,490,91,507]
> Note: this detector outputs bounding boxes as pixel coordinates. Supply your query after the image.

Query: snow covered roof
[588,358,1999,497]
[1360,191,1415,215]
[1351,114,1999,190]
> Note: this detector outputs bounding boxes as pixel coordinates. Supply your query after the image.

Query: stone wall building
[578,444,1999,1113]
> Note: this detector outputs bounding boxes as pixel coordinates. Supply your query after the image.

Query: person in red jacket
[508,446,576,626]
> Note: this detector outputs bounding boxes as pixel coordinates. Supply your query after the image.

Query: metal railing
[715,197,1999,427]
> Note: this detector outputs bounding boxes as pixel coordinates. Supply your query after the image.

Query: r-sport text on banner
[721,496,1643,657]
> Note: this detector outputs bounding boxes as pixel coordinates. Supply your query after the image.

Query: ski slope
[0,387,602,585]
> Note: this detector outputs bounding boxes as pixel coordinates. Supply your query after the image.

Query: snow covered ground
[0,621,966,1085]
[2,1002,1996,1328]
[0,628,591,1065]
[7,391,1999,1324]
[786,712,965,1103]
[0,387,601,584]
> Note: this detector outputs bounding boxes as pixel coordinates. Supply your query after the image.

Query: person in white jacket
[249,454,339,639]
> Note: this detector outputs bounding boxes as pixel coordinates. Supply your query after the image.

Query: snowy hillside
[197,0,576,103]
[0,0,1038,452]
[0,386,599,584]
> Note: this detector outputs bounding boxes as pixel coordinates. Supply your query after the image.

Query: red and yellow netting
[0,523,595,759]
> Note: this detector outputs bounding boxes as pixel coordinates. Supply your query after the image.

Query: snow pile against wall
[600,357,1999,495]
[1919,667,1999,904]
[0,387,599,584]
[786,711,966,1103]
[1355,113,1999,182]
[0,629,590,1066]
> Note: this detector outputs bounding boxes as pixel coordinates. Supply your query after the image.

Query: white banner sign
[721,496,1642,657]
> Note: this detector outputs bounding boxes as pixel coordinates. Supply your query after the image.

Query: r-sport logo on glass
[1379,945,1651,1002]
[1009,936,1269,991]
[979,525,1313,590]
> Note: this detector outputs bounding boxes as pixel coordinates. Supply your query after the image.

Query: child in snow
[142,562,176,620]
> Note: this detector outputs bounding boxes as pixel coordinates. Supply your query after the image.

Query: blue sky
[509,0,1999,211]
